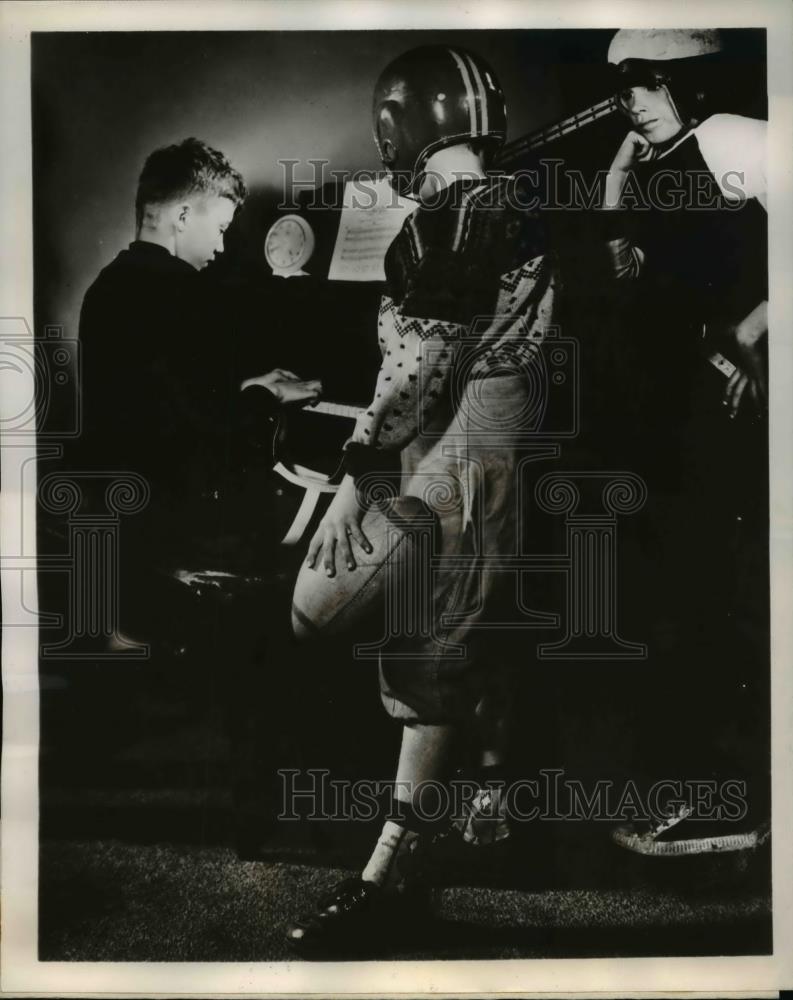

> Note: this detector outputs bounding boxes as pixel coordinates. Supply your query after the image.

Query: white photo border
[1,0,792,995]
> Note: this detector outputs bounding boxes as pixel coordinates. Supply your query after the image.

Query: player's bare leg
[286,722,454,951]
[361,721,455,887]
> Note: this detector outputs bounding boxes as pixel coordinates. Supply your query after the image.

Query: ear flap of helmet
[374,100,401,169]
[374,100,418,196]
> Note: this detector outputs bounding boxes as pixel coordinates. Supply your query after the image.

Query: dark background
[31,29,767,341]
[32,29,771,961]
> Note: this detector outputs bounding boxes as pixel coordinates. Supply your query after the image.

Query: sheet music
[328,176,417,282]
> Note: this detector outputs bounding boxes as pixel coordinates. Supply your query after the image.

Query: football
[291,494,437,640]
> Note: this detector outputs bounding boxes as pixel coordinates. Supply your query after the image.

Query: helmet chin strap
[647,84,694,158]
[662,83,685,128]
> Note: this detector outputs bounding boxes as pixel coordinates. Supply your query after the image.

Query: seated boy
[77,137,320,561]
[75,137,321,850]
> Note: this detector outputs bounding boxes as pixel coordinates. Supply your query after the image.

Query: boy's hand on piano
[241,369,322,405]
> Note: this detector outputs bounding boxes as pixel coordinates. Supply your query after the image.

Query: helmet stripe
[463,51,489,135]
[448,48,479,135]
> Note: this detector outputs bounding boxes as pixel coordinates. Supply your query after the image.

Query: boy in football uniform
[286,46,559,952]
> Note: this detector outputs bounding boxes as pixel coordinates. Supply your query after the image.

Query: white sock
[361,820,421,892]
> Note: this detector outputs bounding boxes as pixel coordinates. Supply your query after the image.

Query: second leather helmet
[607,29,725,126]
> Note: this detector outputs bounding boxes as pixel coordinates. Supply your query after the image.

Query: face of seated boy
[617,83,683,145]
[170,194,236,270]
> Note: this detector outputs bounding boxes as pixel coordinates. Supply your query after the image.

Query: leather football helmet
[373,45,506,196]
[607,29,725,127]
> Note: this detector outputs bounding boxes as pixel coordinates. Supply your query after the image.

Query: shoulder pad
[694,114,767,208]
[385,175,547,323]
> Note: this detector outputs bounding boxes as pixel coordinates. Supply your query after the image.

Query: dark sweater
[75,240,278,570]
